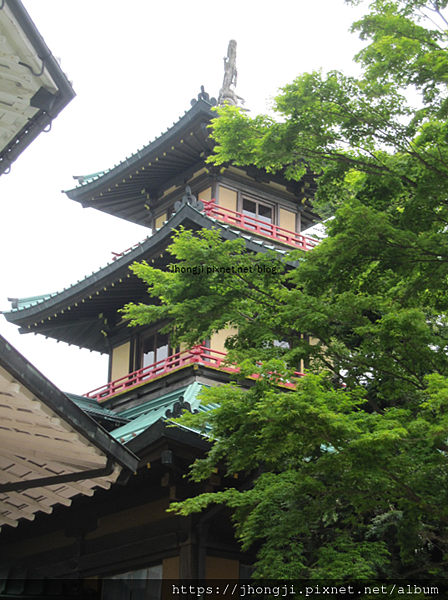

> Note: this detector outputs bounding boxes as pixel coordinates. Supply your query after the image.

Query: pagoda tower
[1,42,319,584]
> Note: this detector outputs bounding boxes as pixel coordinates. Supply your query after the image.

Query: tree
[122,0,448,584]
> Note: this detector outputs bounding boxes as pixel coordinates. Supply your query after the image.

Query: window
[141,331,170,368]
[242,198,273,224]
[103,564,162,600]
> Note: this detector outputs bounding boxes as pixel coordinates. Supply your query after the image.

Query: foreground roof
[0,0,75,175]
[67,393,130,430]
[0,334,138,530]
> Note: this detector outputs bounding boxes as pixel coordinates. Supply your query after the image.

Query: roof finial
[174,186,204,213]
[218,40,245,106]
[190,85,217,107]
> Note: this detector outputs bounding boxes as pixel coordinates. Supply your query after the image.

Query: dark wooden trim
[129,336,135,374]
[211,178,219,204]
[0,460,114,494]
[108,347,113,383]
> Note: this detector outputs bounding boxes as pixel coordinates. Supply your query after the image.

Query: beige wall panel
[111,342,131,381]
[279,208,297,232]
[210,326,238,355]
[206,556,239,580]
[155,213,167,230]
[163,556,180,579]
[218,187,237,212]
[198,186,212,202]
[179,342,189,353]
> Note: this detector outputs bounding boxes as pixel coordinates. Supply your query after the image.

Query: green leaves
[168,368,448,578]
[125,0,448,582]
[351,0,448,106]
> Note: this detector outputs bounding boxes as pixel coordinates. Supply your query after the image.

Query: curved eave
[126,419,211,458]
[3,205,299,351]
[64,99,215,224]
[0,335,138,471]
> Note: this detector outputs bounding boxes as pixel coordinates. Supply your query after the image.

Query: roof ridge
[64,98,215,194]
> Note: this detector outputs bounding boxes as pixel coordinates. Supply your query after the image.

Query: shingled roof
[0,334,138,529]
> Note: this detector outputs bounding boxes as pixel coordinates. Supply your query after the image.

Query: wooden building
[1,84,319,591]
[0,0,75,176]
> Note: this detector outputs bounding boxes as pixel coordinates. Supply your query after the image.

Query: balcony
[202,200,318,251]
[84,345,304,402]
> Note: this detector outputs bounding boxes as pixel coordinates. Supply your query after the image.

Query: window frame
[240,194,275,225]
[140,329,171,369]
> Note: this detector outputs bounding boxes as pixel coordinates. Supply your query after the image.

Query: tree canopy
[122,0,448,587]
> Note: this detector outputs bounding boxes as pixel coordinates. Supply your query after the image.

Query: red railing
[84,346,237,402]
[202,200,319,251]
[84,345,304,402]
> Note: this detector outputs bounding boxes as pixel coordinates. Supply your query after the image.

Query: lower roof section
[0,334,138,530]
[111,381,211,445]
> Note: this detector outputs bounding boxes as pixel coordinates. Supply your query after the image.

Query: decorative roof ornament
[190,85,217,107]
[218,40,245,107]
[174,186,204,213]
[165,396,199,419]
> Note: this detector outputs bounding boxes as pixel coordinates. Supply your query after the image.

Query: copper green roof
[63,93,317,228]
[72,171,109,185]
[66,393,130,426]
[111,382,215,445]
[7,294,55,311]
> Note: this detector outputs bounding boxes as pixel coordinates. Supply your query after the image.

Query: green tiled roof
[8,294,55,311]
[67,393,130,424]
[64,98,215,197]
[111,382,216,444]
[72,171,108,185]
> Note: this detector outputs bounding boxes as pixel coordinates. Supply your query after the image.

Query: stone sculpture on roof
[218,39,245,106]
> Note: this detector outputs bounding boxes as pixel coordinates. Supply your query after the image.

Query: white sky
[0,0,366,394]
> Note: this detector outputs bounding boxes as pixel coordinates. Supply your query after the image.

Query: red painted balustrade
[84,345,304,402]
[202,200,319,251]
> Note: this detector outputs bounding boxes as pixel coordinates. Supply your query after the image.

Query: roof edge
[3,204,300,327]
[0,334,138,473]
[0,0,76,175]
[63,97,214,199]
